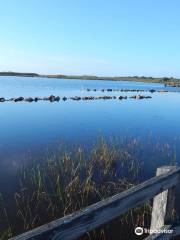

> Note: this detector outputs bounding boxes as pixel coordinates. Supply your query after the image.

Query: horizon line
[0,71,179,79]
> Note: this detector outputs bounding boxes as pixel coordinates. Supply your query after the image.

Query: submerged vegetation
[0,137,178,239]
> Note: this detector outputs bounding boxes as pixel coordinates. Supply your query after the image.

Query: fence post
[150,166,177,232]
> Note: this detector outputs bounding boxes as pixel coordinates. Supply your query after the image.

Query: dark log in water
[70,96,81,100]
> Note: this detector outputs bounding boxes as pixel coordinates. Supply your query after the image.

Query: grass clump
[1,138,152,239]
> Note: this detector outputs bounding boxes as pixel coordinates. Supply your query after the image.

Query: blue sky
[0,0,180,77]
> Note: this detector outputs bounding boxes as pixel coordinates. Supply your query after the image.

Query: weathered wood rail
[10,166,180,240]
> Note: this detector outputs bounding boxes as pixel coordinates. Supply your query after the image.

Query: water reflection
[0,77,180,188]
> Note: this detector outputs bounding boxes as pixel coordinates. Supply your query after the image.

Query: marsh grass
[0,137,177,240]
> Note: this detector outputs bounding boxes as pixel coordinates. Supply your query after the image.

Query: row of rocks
[0,95,152,103]
[130,95,152,99]
[86,88,168,93]
[165,83,180,88]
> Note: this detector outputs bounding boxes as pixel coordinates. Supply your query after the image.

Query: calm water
[0,76,180,192]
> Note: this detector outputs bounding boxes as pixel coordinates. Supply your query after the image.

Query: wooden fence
[10,165,180,240]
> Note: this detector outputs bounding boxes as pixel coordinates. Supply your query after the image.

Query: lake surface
[0,76,180,193]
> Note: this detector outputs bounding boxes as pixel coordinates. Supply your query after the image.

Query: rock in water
[14,97,24,102]
[25,97,34,102]
[0,97,5,102]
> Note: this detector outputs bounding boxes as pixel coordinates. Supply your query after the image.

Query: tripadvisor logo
[135,226,173,236]
[135,227,143,236]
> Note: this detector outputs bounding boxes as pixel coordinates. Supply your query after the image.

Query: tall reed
[1,136,177,239]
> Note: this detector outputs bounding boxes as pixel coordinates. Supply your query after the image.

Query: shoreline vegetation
[0,136,177,239]
[0,71,180,87]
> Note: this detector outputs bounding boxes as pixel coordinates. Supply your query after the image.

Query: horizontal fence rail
[10,166,180,240]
